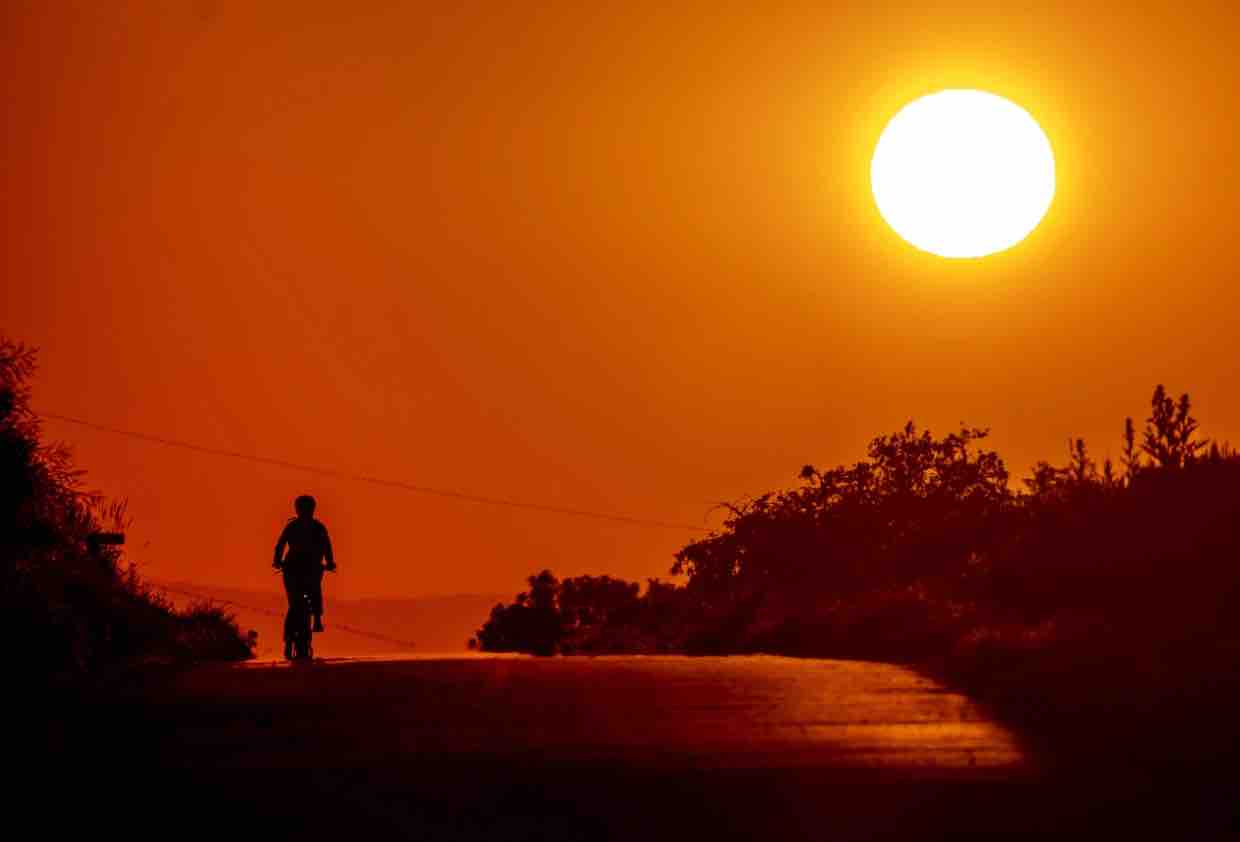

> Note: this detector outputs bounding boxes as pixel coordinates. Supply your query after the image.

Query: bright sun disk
[871,90,1055,259]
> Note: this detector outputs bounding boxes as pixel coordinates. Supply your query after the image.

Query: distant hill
[152,581,505,659]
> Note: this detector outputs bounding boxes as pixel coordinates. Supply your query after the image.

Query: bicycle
[276,563,334,661]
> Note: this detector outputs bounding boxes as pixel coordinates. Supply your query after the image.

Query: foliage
[1,338,253,685]
[472,571,698,655]
[473,570,563,656]
[1141,384,1207,469]
[476,384,1239,672]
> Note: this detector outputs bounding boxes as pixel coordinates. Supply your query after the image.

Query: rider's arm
[273,524,289,568]
[322,524,336,570]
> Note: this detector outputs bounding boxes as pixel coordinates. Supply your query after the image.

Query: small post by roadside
[86,532,125,555]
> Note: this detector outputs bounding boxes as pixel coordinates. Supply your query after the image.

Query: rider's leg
[311,568,325,632]
[282,571,298,657]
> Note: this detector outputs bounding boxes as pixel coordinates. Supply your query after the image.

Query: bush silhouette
[476,385,1240,675]
[1,338,252,685]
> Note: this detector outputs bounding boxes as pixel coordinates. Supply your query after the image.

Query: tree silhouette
[473,570,563,655]
[1141,384,1207,469]
[478,383,1240,670]
[1121,416,1140,480]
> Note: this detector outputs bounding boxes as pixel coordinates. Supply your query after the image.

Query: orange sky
[4,3,1238,599]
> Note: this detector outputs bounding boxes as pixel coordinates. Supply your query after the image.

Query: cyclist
[273,494,336,659]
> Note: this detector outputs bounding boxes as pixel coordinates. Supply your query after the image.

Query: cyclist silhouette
[273,495,336,659]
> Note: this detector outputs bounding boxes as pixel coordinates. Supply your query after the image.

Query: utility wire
[40,411,708,532]
[150,580,422,651]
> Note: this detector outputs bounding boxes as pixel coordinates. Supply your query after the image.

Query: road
[171,654,1024,771]
[29,655,1215,840]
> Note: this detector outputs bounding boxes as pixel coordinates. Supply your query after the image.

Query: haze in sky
[4,2,1238,599]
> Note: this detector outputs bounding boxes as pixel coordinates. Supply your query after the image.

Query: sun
[871,90,1055,259]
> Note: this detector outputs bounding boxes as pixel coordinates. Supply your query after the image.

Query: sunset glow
[9,4,1240,837]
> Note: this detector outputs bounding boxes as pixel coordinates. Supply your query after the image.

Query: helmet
[294,495,317,517]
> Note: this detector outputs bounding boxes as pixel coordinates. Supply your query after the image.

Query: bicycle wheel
[298,592,314,659]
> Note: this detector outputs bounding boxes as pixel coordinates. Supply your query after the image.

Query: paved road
[173,654,1025,772]
[32,655,1212,840]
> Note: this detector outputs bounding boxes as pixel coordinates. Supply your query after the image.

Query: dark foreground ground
[23,655,1240,840]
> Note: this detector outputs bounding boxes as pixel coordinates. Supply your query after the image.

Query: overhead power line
[150,580,421,651]
[40,411,708,532]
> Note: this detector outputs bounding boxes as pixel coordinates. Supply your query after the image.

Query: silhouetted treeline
[471,571,693,656]
[474,385,1240,671]
[1,339,252,686]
